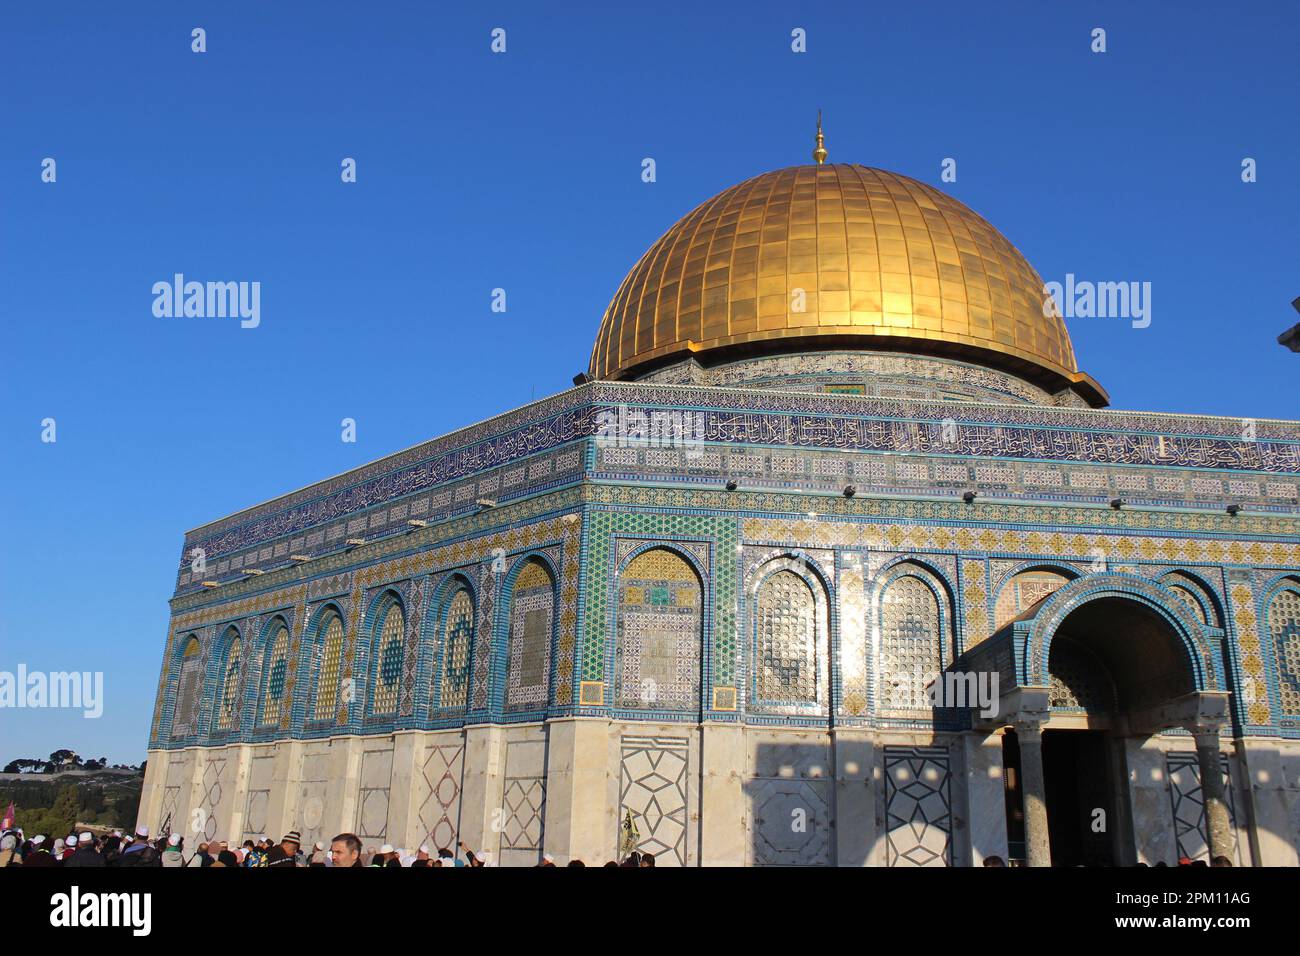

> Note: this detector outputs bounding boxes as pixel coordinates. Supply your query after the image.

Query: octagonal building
[139,147,1300,866]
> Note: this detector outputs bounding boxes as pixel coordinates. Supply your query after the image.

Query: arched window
[756,570,818,706]
[171,636,202,738]
[880,575,942,712]
[371,600,405,716]
[214,632,242,731]
[1268,588,1300,715]
[313,611,345,722]
[506,560,554,712]
[615,548,701,712]
[260,622,290,727]
[440,588,474,709]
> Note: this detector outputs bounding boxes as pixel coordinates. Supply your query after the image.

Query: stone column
[1012,717,1050,867]
[1190,722,1232,861]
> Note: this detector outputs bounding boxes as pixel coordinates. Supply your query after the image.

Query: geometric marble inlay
[619,735,689,866]
[884,747,952,867]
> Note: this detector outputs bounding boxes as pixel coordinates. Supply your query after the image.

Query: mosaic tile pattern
[1229,581,1273,726]
[440,589,474,709]
[171,638,203,738]
[615,549,702,712]
[1168,584,1210,625]
[259,623,291,727]
[586,511,735,697]
[838,554,867,715]
[960,557,990,650]
[506,560,554,711]
[756,570,818,705]
[152,462,1298,747]
[880,575,942,714]
[215,637,242,731]
[1268,588,1300,715]
[371,601,404,716]
[313,612,345,721]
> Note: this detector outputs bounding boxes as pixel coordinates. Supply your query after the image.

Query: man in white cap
[65,832,104,868]
[411,845,431,867]
[161,832,185,866]
[119,824,160,866]
[372,843,394,866]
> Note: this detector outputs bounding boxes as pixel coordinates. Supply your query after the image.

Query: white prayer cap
[113,831,123,838]
[53,838,65,852]
[542,853,554,863]
[31,835,45,846]
[314,841,324,851]
[0,835,15,850]
[419,845,430,855]
[80,832,92,842]
[380,843,394,854]
[168,833,182,846]
[68,834,79,845]
[135,824,149,838]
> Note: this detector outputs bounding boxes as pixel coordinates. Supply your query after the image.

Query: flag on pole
[618,809,640,861]
[1,801,15,831]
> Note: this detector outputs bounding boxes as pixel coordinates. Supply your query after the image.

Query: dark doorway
[1042,730,1115,866]
[1001,730,1026,863]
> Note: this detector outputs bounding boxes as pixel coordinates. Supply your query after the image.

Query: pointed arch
[747,554,831,714]
[1263,576,1300,717]
[877,571,944,714]
[367,591,406,717]
[613,545,704,714]
[432,574,477,711]
[170,633,204,739]
[308,603,347,724]
[257,616,292,727]
[212,625,243,732]
[501,556,557,714]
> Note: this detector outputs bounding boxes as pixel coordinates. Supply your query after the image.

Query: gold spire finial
[812,110,827,165]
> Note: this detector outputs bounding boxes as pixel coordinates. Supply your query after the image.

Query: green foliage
[1,766,144,832]
[15,784,79,838]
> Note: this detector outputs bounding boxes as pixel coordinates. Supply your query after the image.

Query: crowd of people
[0,825,656,868]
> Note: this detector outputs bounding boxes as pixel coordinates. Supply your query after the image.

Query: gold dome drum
[590,163,1105,405]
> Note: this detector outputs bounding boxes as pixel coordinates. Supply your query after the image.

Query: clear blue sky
[2,1,1297,764]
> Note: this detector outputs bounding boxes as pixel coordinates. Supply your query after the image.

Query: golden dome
[590,163,1106,405]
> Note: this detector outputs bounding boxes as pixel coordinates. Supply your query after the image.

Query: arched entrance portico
[962,573,1233,866]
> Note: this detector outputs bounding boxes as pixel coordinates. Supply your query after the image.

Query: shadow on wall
[742,738,955,867]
